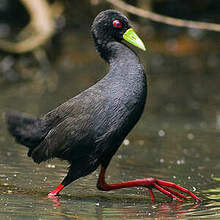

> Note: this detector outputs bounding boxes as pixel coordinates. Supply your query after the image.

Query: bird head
[91,10,146,52]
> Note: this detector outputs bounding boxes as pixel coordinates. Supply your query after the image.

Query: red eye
[113,20,122,28]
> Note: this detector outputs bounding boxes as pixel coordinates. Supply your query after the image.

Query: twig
[0,0,62,53]
[107,0,220,32]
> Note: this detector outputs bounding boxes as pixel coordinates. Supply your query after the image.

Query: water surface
[0,26,220,219]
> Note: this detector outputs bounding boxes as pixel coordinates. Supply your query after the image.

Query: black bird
[4,10,200,202]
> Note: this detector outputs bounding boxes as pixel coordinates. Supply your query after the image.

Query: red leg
[47,184,64,206]
[48,184,64,196]
[97,166,201,202]
[47,166,76,197]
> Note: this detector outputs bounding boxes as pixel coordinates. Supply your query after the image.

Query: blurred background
[0,0,220,219]
[0,0,219,122]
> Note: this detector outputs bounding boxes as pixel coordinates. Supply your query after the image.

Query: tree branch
[0,0,63,54]
[107,0,220,32]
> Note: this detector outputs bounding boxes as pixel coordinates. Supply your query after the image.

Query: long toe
[153,183,183,202]
[155,179,201,202]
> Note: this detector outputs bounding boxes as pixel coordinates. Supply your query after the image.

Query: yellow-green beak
[123,28,146,51]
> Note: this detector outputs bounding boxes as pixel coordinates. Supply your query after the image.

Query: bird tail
[3,111,44,150]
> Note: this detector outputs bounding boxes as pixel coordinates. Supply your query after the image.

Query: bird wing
[29,80,140,164]
[40,85,105,132]
[30,87,106,164]
[30,114,93,163]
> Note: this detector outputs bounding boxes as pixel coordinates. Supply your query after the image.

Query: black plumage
[4,10,200,202]
[4,9,146,188]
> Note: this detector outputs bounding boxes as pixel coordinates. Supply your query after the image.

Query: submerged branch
[107,0,220,32]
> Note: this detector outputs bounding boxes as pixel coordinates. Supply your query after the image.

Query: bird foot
[141,177,201,202]
[48,192,58,197]
[47,194,61,206]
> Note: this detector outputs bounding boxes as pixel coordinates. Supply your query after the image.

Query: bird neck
[99,41,140,66]
[106,42,143,78]
[95,41,146,84]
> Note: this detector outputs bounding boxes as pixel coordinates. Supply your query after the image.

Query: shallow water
[0,26,220,219]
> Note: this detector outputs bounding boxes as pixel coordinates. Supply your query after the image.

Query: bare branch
[0,0,63,54]
[107,0,220,32]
